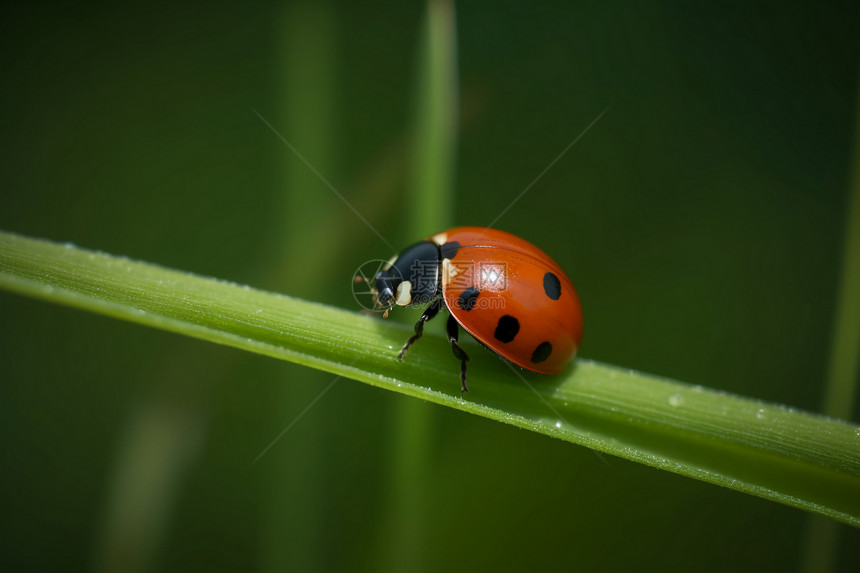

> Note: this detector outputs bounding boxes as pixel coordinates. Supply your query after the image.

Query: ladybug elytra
[372,227,583,392]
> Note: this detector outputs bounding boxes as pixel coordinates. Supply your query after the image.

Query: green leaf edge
[1,229,858,526]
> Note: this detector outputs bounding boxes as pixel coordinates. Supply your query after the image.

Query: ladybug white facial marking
[395,281,413,306]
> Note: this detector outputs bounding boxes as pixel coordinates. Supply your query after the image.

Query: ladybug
[372,227,583,392]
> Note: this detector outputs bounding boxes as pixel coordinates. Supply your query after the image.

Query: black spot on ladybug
[457,287,480,311]
[493,315,520,343]
[531,341,553,364]
[440,241,461,259]
[543,272,561,300]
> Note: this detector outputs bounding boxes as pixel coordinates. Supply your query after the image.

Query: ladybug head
[372,268,398,310]
[372,241,441,314]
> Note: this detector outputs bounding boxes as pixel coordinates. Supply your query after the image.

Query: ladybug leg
[446,314,470,393]
[398,298,443,360]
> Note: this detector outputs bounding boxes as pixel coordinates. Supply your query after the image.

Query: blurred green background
[1,1,858,571]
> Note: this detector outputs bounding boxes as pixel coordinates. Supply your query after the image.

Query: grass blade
[385,0,460,567]
[1,229,859,527]
[800,70,860,570]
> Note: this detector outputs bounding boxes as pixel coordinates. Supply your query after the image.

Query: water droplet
[668,394,683,407]
[756,409,765,419]
[555,421,562,429]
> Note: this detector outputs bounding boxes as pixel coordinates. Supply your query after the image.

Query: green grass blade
[386,1,459,567]
[800,70,860,570]
[410,0,458,238]
[260,4,339,572]
[1,229,859,527]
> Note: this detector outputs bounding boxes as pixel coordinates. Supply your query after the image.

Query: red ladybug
[373,227,583,391]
